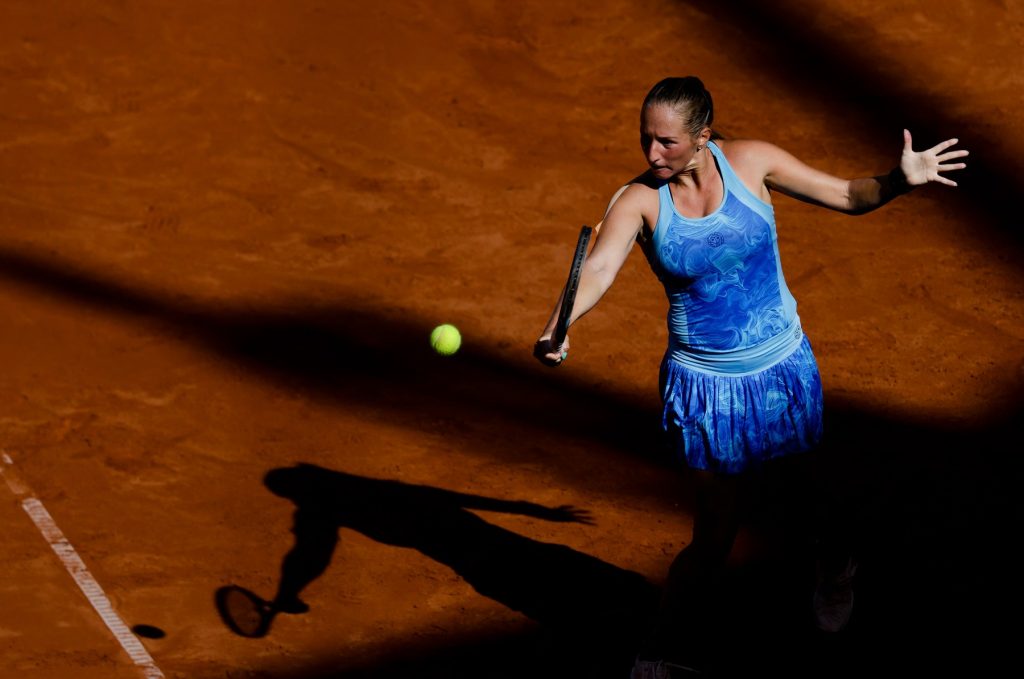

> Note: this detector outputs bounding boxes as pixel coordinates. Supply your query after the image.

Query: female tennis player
[533,76,967,677]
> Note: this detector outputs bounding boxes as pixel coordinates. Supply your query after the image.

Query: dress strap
[706,140,774,223]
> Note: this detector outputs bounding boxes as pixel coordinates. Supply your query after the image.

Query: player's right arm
[534,184,648,365]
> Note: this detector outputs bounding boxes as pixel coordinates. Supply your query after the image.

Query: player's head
[640,77,714,178]
[641,76,714,140]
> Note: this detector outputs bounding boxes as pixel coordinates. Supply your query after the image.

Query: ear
[698,127,713,145]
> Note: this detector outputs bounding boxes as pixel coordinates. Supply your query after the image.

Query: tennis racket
[552,225,593,351]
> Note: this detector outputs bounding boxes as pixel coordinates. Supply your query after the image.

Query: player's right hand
[533,335,569,367]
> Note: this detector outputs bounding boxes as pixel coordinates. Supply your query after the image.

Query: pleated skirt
[659,335,824,474]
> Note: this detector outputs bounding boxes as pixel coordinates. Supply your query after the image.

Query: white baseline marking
[1,454,165,679]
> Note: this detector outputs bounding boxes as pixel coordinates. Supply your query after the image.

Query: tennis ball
[430,324,461,356]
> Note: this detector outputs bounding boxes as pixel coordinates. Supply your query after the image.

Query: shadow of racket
[215,585,276,638]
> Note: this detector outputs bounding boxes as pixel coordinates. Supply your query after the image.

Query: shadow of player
[216,463,657,656]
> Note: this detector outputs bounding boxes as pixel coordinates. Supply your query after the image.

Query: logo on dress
[706,232,725,248]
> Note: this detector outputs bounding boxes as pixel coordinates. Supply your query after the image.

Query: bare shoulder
[612,174,662,233]
[714,139,783,201]
[603,173,658,208]
[622,169,661,192]
[592,174,661,238]
[715,138,784,174]
[620,174,661,210]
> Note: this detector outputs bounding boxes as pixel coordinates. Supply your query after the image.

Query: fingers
[537,351,564,367]
[934,146,968,180]
[554,505,595,524]
[903,132,967,188]
[533,338,569,367]
[533,338,557,366]
[930,137,960,153]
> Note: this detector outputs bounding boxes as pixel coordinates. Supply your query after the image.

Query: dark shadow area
[231,401,1019,678]
[243,627,574,679]
[0,248,1018,676]
[683,0,1024,261]
[129,624,166,640]
[0,246,665,465]
[220,463,659,677]
[797,396,1020,678]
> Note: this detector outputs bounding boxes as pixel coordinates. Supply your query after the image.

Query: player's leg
[807,445,859,632]
[636,469,745,673]
[766,448,859,632]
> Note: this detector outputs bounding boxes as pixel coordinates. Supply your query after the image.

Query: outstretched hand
[900,129,969,187]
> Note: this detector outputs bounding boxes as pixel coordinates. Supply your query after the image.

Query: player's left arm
[739,131,968,215]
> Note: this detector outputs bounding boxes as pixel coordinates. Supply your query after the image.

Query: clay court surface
[1,1,1021,677]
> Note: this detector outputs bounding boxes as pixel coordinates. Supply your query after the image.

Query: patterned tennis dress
[646,140,823,474]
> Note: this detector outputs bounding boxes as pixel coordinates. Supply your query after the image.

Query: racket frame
[552,224,593,350]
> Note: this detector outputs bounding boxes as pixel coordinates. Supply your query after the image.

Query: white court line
[1,452,165,679]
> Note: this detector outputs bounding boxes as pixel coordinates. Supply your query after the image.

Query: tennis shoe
[813,555,858,632]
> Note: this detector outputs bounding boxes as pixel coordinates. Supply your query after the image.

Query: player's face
[640,105,703,179]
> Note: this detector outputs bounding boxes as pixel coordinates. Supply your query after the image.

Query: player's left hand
[900,129,969,187]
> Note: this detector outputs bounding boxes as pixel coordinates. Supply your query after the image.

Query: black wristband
[887,167,914,195]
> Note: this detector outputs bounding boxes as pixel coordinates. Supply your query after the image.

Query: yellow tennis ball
[430,324,461,356]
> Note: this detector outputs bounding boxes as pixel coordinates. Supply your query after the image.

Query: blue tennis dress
[647,140,823,474]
